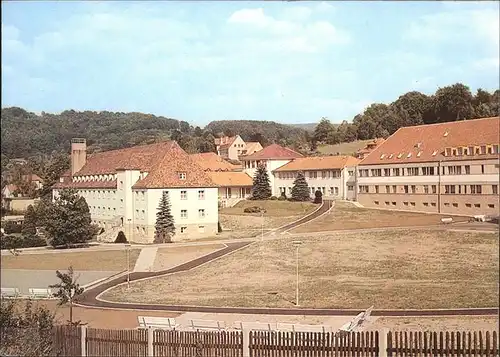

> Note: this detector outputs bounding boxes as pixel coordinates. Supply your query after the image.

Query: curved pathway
[76,199,498,317]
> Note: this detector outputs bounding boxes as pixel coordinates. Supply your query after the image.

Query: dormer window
[416,152,422,157]
[397,153,403,159]
[178,172,186,180]
[432,151,437,156]
[407,153,412,158]
[388,154,393,159]
[380,154,385,159]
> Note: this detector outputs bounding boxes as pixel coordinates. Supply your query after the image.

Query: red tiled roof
[243,142,263,156]
[274,156,360,172]
[240,144,303,161]
[215,136,237,148]
[360,117,500,165]
[53,180,117,189]
[190,152,241,171]
[207,171,253,187]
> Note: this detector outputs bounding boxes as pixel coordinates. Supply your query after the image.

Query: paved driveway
[1,269,118,295]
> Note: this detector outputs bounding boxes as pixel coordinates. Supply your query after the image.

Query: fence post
[379,329,388,357]
[80,325,87,357]
[242,328,250,357]
[147,327,154,357]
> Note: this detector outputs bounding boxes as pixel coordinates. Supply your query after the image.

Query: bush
[243,206,262,214]
[314,190,323,204]
[0,234,46,250]
[270,196,278,200]
[278,195,287,201]
[114,231,128,243]
[4,221,22,234]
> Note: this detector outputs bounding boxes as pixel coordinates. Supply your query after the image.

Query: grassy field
[103,229,499,309]
[292,201,468,233]
[153,244,225,271]
[221,200,317,217]
[1,249,141,271]
[317,139,372,156]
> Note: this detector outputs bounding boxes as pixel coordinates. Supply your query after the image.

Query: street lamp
[125,243,131,289]
[292,240,303,307]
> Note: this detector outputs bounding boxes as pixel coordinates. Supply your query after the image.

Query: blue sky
[2,1,499,125]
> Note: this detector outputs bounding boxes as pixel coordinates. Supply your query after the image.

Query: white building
[273,156,360,200]
[53,139,219,243]
[240,144,304,197]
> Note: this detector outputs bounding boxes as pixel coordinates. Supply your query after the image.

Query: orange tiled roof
[215,136,237,148]
[207,171,253,187]
[360,116,500,165]
[274,156,360,172]
[190,152,241,171]
[240,144,303,161]
[244,142,263,155]
[53,180,117,189]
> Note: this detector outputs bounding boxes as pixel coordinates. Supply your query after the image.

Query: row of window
[444,144,498,157]
[373,201,495,209]
[180,209,206,219]
[359,164,493,177]
[180,190,205,200]
[90,206,117,216]
[359,184,498,195]
[244,161,267,169]
[276,170,343,180]
[279,186,343,196]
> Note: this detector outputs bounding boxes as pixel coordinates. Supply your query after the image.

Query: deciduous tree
[49,266,84,325]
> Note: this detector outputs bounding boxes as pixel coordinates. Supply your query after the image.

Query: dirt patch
[293,201,469,233]
[153,244,225,271]
[366,316,499,331]
[1,249,141,271]
[102,230,498,309]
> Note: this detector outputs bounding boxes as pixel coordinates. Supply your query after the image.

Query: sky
[1,1,499,126]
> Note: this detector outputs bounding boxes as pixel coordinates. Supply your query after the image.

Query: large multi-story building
[273,156,359,200]
[53,139,219,243]
[241,144,304,197]
[356,117,500,216]
[214,135,262,161]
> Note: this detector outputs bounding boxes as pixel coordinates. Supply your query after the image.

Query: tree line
[312,83,499,147]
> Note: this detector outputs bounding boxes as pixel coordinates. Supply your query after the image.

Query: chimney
[71,138,87,176]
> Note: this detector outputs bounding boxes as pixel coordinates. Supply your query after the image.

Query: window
[411,185,416,194]
[422,167,435,175]
[474,203,480,208]
[180,226,187,233]
[322,171,327,179]
[404,185,409,194]
[385,185,390,193]
[407,167,419,176]
[334,187,339,195]
[431,202,436,207]
[465,203,472,208]
[375,186,379,194]
[384,169,391,176]
[465,165,470,174]
[374,201,379,205]
[424,185,429,194]
[447,166,462,175]
[348,185,354,191]
[371,169,382,177]
[385,201,390,206]
[493,185,498,195]
[392,185,397,193]
[452,203,458,208]
[403,202,409,206]
[488,204,495,209]
[178,172,186,180]
[470,185,482,194]
[392,202,396,206]
[198,190,205,200]
[410,202,416,206]
[423,202,429,207]
[309,171,317,179]
[359,185,369,194]
[329,187,334,195]
[393,168,400,176]
[181,190,187,200]
[348,171,354,176]
[432,185,437,194]
[481,165,485,174]
[444,203,450,207]
[198,209,205,218]
[445,185,456,194]
[198,225,205,233]
[181,210,187,218]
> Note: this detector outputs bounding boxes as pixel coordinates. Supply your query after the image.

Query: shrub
[0,234,46,250]
[270,196,278,200]
[243,206,262,214]
[278,195,287,201]
[22,235,47,248]
[4,221,22,235]
[314,190,323,204]
[114,231,128,243]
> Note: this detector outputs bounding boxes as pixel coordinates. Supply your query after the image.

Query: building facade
[53,139,219,243]
[241,144,304,197]
[215,136,246,161]
[273,156,359,200]
[356,117,500,216]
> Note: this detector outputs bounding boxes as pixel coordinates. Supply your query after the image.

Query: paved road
[76,199,498,317]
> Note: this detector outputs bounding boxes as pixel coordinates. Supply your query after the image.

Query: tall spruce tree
[154,191,175,243]
[251,164,272,200]
[21,204,37,236]
[291,171,310,201]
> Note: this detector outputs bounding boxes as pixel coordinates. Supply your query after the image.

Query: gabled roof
[244,142,263,155]
[274,156,360,172]
[190,152,241,171]
[240,144,303,161]
[359,116,500,165]
[207,171,253,187]
[215,136,238,148]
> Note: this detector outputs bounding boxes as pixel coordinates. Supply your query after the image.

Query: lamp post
[292,240,302,306]
[126,243,131,289]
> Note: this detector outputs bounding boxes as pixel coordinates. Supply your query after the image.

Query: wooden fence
[249,331,379,356]
[387,331,498,357]
[49,325,499,357]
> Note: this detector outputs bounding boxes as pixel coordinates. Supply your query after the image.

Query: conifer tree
[21,204,37,236]
[291,171,310,201]
[154,191,175,243]
[251,164,272,200]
